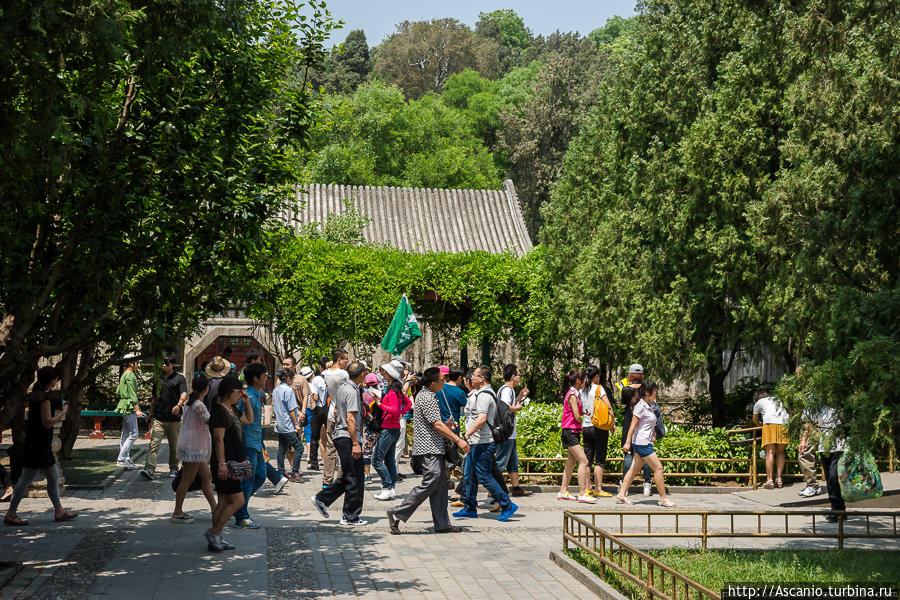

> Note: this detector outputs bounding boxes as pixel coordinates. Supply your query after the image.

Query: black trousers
[820,451,846,513]
[316,437,364,522]
[392,455,450,529]
[308,405,328,466]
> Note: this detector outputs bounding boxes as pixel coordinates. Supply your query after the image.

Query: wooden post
[751,436,758,489]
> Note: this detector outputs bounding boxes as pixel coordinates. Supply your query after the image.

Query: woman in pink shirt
[557,369,596,504]
[372,361,412,500]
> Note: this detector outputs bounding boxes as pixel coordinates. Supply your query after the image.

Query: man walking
[322,349,349,486]
[311,361,368,526]
[453,365,518,522]
[307,357,329,470]
[496,364,532,498]
[115,354,144,469]
[233,362,268,529]
[273,368,304,482]
[387,367,469,535]
[140,352,187,480]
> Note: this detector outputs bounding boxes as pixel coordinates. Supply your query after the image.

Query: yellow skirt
[762,423,789,446]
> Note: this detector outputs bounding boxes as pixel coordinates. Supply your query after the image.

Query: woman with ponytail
[556,369,596,504]
[615,381,675,507]
[171,374,217,523]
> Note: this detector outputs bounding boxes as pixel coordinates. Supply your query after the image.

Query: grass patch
[62,447,122,486]
[568,548,900,599]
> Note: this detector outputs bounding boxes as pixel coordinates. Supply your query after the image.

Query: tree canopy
[0,0,337,446]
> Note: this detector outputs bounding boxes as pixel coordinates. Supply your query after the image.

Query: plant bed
[568,548,900,600]
[62,447,124,488]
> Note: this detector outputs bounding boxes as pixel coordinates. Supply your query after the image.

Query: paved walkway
[1,436,897,599]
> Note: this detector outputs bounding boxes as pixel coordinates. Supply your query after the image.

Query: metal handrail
[564,511,720,600]
[564,509,900,550]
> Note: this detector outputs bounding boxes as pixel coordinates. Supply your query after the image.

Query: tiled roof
[288,179,533,256]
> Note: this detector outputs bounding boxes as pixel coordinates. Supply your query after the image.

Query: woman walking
[615,381,675,506]
[206,376,253,552]
[556,369,597,504]
[752,389,789,489]
[115,354,144,469]
[4,366,77,526]
[171,374,217,523]
[362,373,382,482]
[372,360,411,500]
[580,365,613,498]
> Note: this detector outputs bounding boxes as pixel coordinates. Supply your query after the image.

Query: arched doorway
[193,335,276,392]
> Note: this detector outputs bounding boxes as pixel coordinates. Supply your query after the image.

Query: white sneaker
[340,518,369,526]
[168,470,178,478]
[374,488,394,501]
[577,494,598,504]
[119,459,138,470]
[643,482,652,497]
[798,485,821,497]
[273,477,288,495]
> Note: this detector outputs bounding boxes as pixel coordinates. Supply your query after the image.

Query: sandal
[3,516,28,526]
[657,498,676,507]
[614,496,632,505]
[775,478,783,488]
[763,480,775,489]
[54,510,77,522]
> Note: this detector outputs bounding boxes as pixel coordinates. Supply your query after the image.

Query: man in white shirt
[307,356,329,471]
[495,364,532,499]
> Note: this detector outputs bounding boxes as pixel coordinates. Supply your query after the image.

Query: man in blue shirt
[273,369,304,482]
[437,366,468,426]
[234,362,268,528]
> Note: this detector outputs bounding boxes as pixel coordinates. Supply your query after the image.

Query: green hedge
[511,402,754,484]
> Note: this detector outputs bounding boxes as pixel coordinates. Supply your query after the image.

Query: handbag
[226,459,253,480]
[171,468,202,492]
[590,386,615,430]
[838,450,883,502]
[262,403,274,428]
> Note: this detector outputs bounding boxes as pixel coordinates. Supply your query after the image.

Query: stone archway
[183,320,278,382]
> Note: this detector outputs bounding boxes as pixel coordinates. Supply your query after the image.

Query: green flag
[381,294,422,355]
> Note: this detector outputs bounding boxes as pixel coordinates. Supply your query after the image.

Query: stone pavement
[1,436,898,599]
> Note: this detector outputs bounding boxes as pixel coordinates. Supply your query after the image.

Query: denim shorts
[633,443,655,458]
[631,444,655,458]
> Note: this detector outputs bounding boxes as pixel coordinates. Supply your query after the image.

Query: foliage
[297,199,372,246]
[247,236,550,371]
[499,45,605,239]
[681,376,768,429]
[0,0,336,447]
[513,402,749,483]
[311,29,371,94]
[304,80,502,189]
[474,9,533,74]
[542,0,899,440]
[588,15,641,56]
[373,19,497,98]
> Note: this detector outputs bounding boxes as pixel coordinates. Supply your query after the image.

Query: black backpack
[362,391,383,433]
[482,387,515,444]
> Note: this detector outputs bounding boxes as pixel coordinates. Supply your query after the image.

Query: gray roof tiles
[292,180,533,257]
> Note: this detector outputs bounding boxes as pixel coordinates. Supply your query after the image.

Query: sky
[320,0,638,46]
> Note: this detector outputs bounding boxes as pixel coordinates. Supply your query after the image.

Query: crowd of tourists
[3,352,851,543]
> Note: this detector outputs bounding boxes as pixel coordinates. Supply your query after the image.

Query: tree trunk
[708,368,727,428]
[480,335,491,369]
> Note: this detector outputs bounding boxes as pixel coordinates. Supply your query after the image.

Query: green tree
[474,9,533,74]
[312,29,372,94]
[589,15,641,56]
[499,45,605,239]
[0,0,336,451]
[374,18,496,98]
[305,80,501,189]
[542,0,789,425]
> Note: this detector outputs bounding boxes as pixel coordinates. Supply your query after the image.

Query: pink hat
[439,365,450,375]
[365,373,379,386]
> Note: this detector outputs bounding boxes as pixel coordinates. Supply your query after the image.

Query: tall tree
[0,0,336,448]
[374,18,495,98]
[542,0,788,425]
[474,9,533,74]
[305,81,501,189]
[312,29,372,94]
[499,39,605,239]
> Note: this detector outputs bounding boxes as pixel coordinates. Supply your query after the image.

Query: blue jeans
[495,438,518,473]
[372,428,400,490]
[464,442,511,512]
[277,431,304,474]
[623,449,652,482]
[117,413,139,462]
[235,446,267,521]
[304,408,313,442]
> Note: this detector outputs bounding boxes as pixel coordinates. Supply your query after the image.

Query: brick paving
[1,435,897,599]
